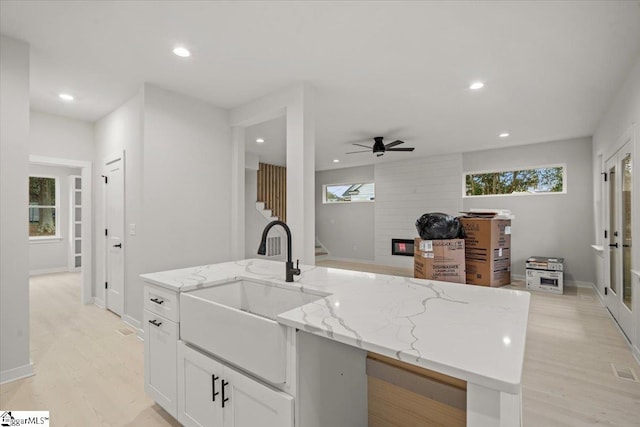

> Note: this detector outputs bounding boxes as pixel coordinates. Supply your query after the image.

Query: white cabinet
[144,284,179,418]
[178,342,293,427]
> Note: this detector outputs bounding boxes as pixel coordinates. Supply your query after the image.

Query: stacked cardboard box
[460,217,511,287]
[414,238,466,284]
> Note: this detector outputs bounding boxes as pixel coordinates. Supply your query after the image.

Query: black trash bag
[415,212,465,240]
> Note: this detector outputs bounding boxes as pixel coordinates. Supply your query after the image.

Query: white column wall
[0,35,32,384]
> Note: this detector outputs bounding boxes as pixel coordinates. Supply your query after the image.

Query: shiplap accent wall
[374,154,463,268]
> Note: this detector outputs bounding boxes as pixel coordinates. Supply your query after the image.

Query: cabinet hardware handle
[113,243,122,248]
[150,298,164,304]
[609,243,619,248]
[221,379,229,408]
[622,244,631,248]
[148,319,162,327]
[212,375,219,402]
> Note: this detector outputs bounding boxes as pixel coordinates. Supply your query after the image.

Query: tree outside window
[465,166,565,197]
[29,176,58,237]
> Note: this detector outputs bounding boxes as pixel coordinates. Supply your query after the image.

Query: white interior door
[604,141,634,340]
[105,156,124,316]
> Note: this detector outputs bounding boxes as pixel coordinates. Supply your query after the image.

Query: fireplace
[391,238,415,257]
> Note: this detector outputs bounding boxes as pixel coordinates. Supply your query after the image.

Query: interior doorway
[29,155,93,304]
[604,138,634,340]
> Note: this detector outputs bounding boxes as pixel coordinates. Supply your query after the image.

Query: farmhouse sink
[180,278,326,383]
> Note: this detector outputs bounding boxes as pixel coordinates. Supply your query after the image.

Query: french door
[604,141,633,340]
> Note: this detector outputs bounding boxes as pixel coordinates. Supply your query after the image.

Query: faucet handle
[293,259,301,276]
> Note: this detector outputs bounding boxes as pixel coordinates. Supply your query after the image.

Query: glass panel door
[621,153,632,310]
[608,164,617,295]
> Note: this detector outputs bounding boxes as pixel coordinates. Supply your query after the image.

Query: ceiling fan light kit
[346,136,416,157]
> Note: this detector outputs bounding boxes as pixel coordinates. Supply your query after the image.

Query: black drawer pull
[150,298,164,305]
[609,243,619,248]
[222,379,229,408]
[212,375,219,401]
[148,319,162,327]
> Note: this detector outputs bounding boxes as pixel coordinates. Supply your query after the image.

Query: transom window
[29,176,59,238]
[464,165,565,197]
[323,182,375,203]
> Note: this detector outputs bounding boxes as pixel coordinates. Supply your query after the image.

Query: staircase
[255,202,284,258]
[315,239,329,260]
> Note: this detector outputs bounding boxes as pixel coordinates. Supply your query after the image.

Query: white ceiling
[2,1,640,171]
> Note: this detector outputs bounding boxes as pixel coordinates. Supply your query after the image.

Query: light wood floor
[0,273,179,427]
[2,268,640,426]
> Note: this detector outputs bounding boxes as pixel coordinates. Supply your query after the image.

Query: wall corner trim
[0,362,34,385]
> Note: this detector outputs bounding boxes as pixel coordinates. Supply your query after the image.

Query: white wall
[30,110,94,161]
[315,165,375,261]
[142,84,232,276]
[463,137,594,283]
[592,55,640,359]
[0,35,32,383]
[28,164,81,274]
[374,154,463,268]
[94,88,144,318]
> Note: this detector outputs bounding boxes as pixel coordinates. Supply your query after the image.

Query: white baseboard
[0,362,34,385]
[123,315,143,340]
[29,267,69,276]
[324,256,378,265]
[93,297,105,309]
[633,345,640,368]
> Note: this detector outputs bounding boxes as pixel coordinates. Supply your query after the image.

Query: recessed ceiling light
[173,47,191,58]
[333,159,340,163]
[256,138,265,144]
[469,81,484,90]
[58,93,74,101]
[499,132,510,138]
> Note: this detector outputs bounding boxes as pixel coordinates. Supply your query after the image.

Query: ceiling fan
[347,136,415,157]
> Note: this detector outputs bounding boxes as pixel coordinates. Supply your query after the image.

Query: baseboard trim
[324,256,378,265]
[93,297,105,309]
[633,345,640,368]
[29,267,69,276]
[0,362,34,385]
[123,315,143,341]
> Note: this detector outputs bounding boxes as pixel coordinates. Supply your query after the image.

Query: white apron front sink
[180,278,326,384]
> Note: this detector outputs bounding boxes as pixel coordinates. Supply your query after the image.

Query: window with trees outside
[324,182,375,203]
[29,176,58,238]
[464,165,565,197]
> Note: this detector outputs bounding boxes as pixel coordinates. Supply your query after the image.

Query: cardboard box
[460,217,511,287]
[414,238,466,284]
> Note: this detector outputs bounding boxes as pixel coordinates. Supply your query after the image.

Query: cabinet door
[223,365,293,427]
[144,309,178,417]
[178,341,225,427]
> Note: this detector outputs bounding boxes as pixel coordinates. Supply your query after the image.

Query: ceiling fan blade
[384,140,404,148]
[386,147,415,152]
[351,143,373,149]
[346,150,373,154]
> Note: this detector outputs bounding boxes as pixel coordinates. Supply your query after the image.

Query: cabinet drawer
[144,283,179,322]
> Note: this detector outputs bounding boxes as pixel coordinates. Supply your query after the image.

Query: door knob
[113,243,122,248]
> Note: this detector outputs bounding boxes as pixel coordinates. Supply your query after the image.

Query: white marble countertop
[140,258,530,394]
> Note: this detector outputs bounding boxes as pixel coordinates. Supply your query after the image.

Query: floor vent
[580,295,595,302]
[116,328,135,336]
[611,363,639,382]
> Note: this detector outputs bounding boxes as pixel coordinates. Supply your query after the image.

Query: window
[464,165,565,197]
[323,182,375,203]
[29,176,58,238]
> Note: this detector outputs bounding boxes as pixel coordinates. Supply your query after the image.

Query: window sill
[29,237,63,244]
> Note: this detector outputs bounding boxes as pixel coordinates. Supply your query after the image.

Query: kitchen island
[141,258,530,427]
